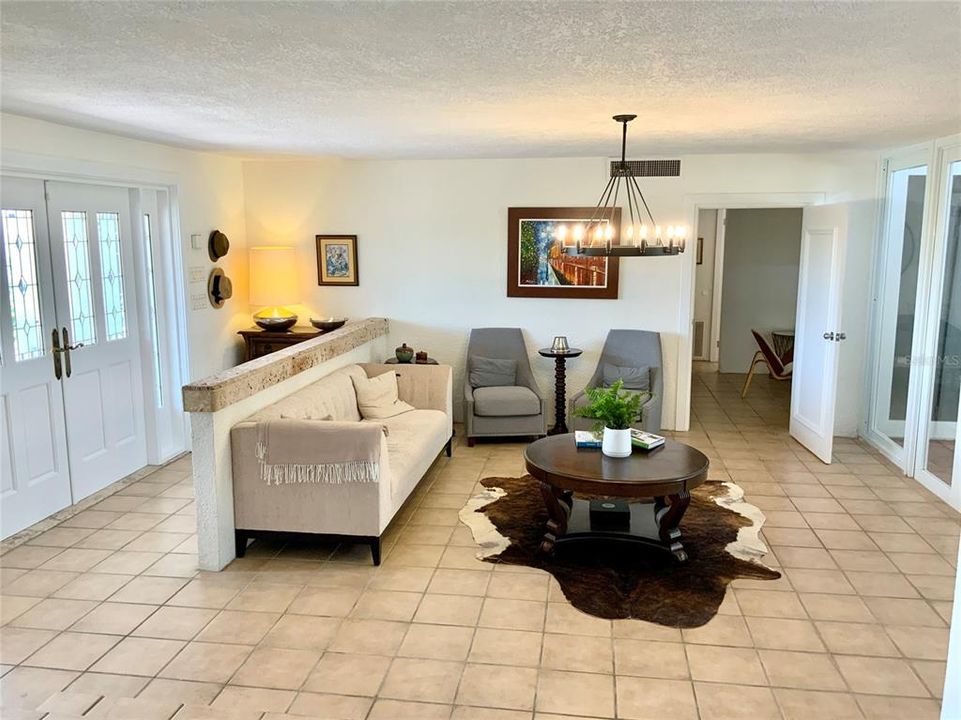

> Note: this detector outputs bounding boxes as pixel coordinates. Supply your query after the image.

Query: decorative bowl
[254,316,296,331]
[310,317,348,332]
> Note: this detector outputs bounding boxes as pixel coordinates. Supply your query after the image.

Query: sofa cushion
[249,365,365,423]
[352,371,415,420]
[371,409,449,495]
[469,356,517,388]
[602,363,651,392]
[473,385,540,417]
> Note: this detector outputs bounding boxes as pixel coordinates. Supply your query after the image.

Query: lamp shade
[249,246,298,307]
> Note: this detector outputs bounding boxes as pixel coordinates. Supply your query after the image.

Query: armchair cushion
[602,363,651,392]
[469,356,517,388]
[473,385,540,417]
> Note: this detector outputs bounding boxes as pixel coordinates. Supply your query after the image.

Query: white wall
[719,208,803,373]
[242,152,878,428]
[693,208,717,360]
[0,113,250,383]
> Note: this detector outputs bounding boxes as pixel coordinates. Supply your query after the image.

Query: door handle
[51,328,62,380]
[823,332,835,341]
[835,332,847,341]
[61,327,83,378]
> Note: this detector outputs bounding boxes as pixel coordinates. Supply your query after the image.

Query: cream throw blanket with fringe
[255,419,380,486]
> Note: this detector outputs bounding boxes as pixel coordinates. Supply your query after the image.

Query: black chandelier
[560,114,686,257]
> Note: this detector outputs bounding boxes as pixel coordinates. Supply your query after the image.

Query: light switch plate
[191,234,203,250]
[190,292,208,311]
[189,266,206,284]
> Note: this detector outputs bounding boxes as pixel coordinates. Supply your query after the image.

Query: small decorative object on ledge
[317,235,359,286]
[395,343,414,362]
[551,336,570,353]
[207,268,232,308]
[310,317,348,332]
[208,230,230,261]
[415,350,429,364]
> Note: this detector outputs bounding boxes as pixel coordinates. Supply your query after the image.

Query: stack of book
[631,429,665,450]
[574,431,602,448]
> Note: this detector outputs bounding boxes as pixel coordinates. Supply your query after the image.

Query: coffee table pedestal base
[538,483,692,562]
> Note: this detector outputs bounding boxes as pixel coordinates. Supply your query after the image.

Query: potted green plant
[573,379,648,457]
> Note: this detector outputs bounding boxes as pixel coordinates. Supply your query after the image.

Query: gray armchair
[464,328,548,445]
[570,330,663,433]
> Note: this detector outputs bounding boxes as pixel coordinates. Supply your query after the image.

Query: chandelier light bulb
[604,224,614,241]
[626,225,634,239]
[667,225,675,239]
[676,224,687,240]
[556,225,568,242]
[573,224,584,241]
[655,225,662,240]
[594,225,604,241]
[639,224,648,240]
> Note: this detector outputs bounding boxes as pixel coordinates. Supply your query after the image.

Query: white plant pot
[602,427,632,458]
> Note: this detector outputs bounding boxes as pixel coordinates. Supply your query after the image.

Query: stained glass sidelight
[2,209,45,361]
[96,212,127,341]
[61,211,96,346]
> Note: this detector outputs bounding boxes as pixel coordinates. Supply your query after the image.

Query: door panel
[919,159,961,495]
[0,178,72,536]
[790,204,847,463]
[871,165,927,451]
[45,182,147,502]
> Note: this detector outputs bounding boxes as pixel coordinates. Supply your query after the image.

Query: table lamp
[249,246,299,331]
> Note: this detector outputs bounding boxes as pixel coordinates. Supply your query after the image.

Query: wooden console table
[238,326,322,362]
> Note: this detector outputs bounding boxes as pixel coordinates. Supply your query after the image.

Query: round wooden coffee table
[524,434,710,561]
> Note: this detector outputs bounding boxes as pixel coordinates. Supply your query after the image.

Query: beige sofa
[230,362,453,564]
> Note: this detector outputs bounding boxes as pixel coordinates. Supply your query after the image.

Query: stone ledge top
[182,317,389,413]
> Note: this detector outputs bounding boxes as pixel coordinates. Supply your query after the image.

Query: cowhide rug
[459,475,780,628]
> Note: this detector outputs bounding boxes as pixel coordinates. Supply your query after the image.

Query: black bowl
[310,317,348,332]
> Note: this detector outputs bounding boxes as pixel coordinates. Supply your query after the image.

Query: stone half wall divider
[182,317,390,570]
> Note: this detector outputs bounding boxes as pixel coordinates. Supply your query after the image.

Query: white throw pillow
[351,371,415,420]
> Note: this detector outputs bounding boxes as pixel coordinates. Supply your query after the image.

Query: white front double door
[1,177,147,537]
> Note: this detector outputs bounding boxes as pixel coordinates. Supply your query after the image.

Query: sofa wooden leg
[235,530,249,558]
[445,437,453,457]
[368,537,382,566]
[467,437,475,447]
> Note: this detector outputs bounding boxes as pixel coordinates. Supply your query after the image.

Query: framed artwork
[697,237,704,265]
[507,207,620,299]
[316,235,359,286]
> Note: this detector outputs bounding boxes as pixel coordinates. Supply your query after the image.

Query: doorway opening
[690,207,803,434]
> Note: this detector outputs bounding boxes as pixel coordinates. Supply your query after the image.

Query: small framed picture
[316,235,358,286]
[696,237,704,265]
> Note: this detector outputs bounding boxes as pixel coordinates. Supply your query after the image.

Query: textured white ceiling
[2,1,960,158]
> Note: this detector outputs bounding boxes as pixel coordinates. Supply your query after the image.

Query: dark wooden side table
[538,347,583,435]
[384,357,439,365]
[525,434,709,561]
[238,326,322,362]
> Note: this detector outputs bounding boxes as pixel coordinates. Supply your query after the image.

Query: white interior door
[0,178,73,536]
[45,182,147,501]
[790,203,848,463]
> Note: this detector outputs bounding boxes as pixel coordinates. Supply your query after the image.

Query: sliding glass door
[869,159,927,459]
[916,155,961,502]
[868,140,961,510]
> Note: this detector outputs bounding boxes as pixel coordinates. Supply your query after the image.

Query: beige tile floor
[1,366,958,719]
